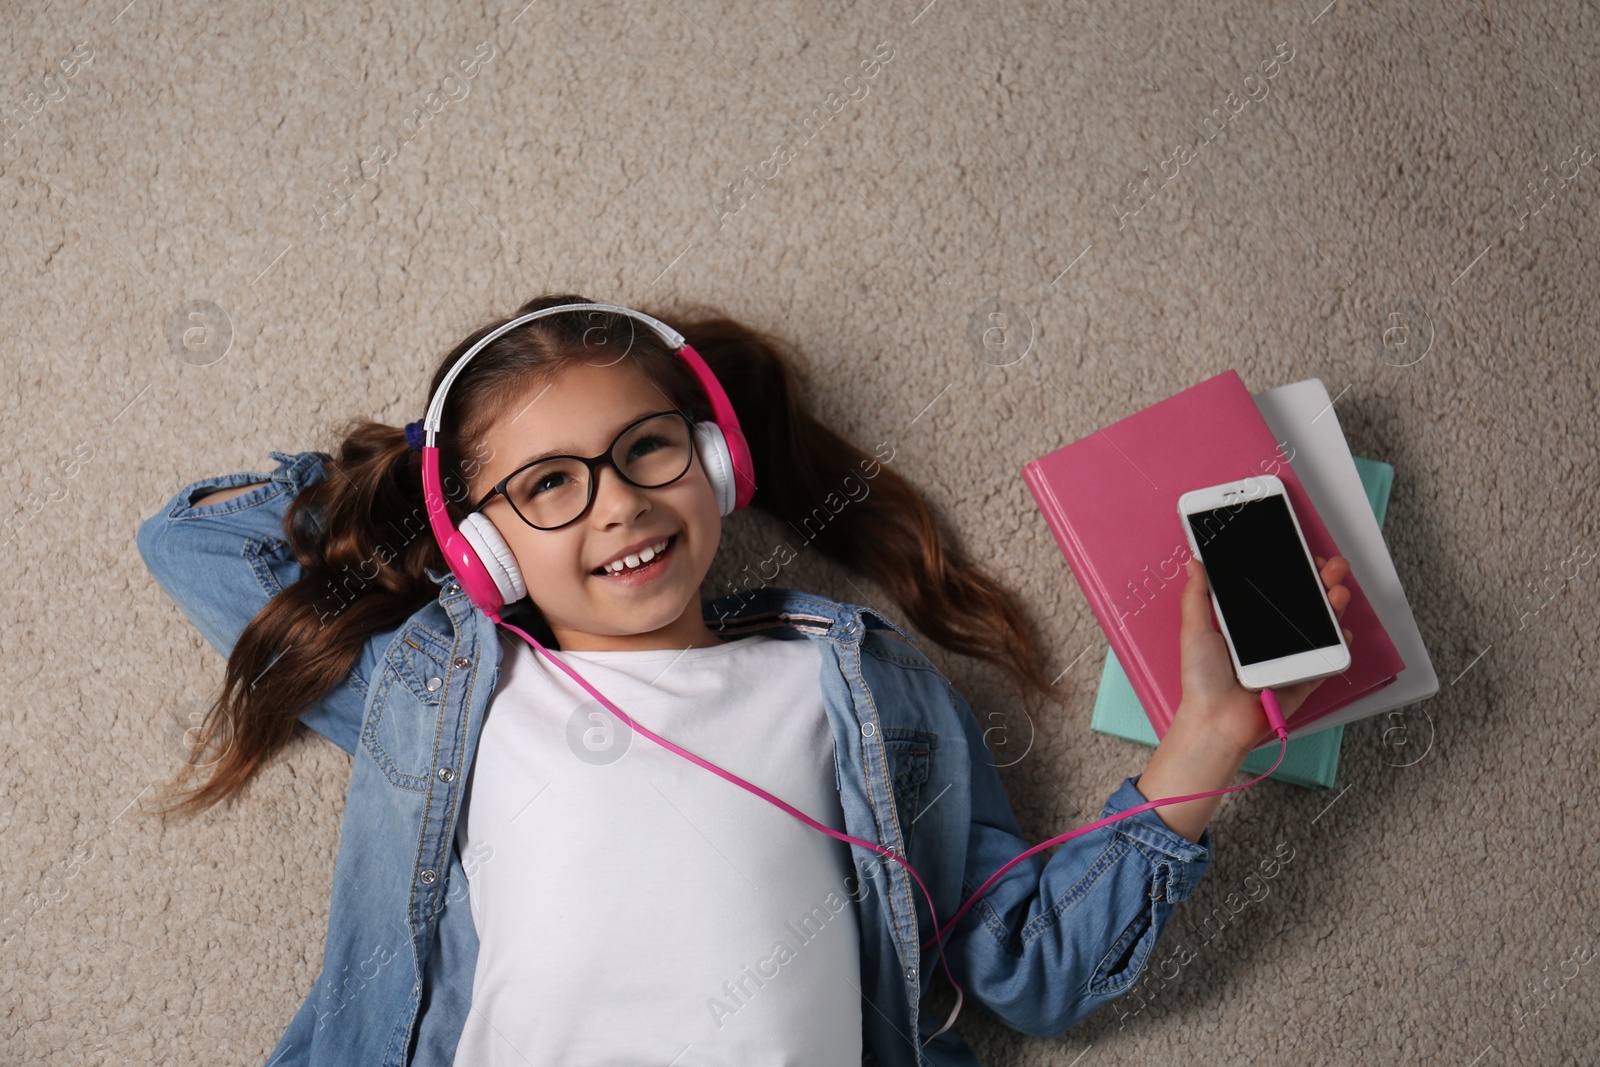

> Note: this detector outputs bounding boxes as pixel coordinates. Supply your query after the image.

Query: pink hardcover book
[1021,369,1406,739]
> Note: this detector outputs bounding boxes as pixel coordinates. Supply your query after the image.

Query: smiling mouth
[591,534,677,578]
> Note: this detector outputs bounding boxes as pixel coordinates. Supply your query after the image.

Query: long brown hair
[151,294,1055,817]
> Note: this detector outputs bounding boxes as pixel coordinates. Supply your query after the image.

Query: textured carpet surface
[3,0,1598,1063]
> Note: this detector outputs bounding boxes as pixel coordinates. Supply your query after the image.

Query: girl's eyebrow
[515,408,659,467]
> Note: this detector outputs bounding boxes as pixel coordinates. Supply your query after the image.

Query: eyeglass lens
[505,413,693,528]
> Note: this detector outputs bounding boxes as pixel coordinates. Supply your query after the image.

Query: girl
[137,294,1352,1066]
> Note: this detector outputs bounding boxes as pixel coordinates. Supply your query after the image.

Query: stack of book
[1022,372,1438,790]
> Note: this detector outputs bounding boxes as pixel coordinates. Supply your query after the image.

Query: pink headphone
[417,301,756,624]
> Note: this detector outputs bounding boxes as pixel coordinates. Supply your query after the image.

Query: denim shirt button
[420,869,437,885]
[437,767,455,782]
[861,721,876,738]
[453,656,472,669]
[425,676,443,692]
[905,966,916,982]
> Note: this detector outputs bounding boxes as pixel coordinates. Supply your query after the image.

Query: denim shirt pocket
[362,622,454,791]
[881,727,937,832]
[243,535,297,599]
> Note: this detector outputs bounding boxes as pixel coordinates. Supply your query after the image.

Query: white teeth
[602,538,670,574]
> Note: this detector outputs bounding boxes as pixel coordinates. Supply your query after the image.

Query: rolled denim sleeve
[938,681,1214,1039]
[135,449,365,756]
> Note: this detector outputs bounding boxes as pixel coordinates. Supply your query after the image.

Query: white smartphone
[1176,474,1351,691]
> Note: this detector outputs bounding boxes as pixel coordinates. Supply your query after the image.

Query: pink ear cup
[424,447,511,620]
[459,512,528,605]
[692,420,738,517]
[677,341,756,511]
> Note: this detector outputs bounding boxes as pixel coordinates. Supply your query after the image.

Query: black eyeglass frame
[466,409,696,531]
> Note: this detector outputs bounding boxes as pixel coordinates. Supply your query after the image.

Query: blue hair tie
[404,420,425,452]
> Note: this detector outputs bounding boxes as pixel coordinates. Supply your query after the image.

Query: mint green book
[1089,456,1394,791]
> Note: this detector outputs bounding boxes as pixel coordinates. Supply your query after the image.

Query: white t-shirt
[450,630,863,1066]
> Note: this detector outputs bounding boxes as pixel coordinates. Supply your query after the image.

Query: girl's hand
[1175,554,1355,757]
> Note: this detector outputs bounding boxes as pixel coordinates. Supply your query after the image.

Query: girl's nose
[590,463,650,524]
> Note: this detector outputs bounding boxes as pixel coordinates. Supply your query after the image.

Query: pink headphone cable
[497,617,1290,1047]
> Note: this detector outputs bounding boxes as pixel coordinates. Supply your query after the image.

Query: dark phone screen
[1185,493,1340,665]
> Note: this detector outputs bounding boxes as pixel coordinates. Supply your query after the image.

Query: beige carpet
[5,0,1598,1062]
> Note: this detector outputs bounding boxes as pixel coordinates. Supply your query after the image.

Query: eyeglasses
[468,410,696,531]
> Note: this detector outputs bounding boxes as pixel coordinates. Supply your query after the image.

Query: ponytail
[674,312,1055,698]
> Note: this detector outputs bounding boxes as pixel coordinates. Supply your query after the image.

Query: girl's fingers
[1180,558,1216,636]
[1319,556,1352,624]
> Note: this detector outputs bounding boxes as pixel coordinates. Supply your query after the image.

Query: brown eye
[530,471,570,497]
[629,435,669,457]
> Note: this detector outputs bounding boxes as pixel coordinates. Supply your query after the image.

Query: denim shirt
[137,449,1214,1067]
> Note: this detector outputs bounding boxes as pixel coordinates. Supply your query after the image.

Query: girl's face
[465,357,724,652]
